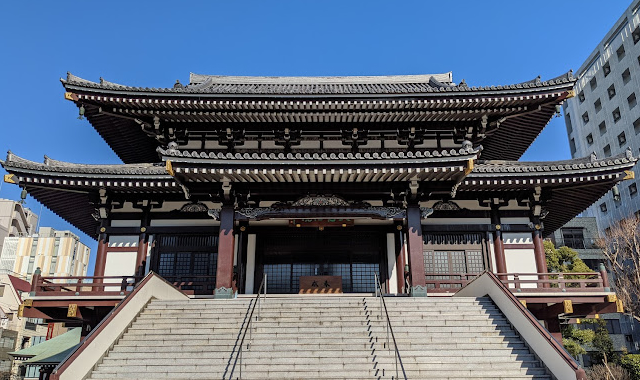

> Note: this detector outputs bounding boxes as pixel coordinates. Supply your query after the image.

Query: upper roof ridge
[188,72,455,85]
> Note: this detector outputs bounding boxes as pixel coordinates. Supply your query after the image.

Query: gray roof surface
[2,152,168,176]
[62,71,575,96]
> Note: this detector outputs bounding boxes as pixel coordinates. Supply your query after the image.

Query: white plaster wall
[245,234,256,294]
[501,217,531,225]
[150,219,219,227]
[504,248,538,288]
[502,233,533,245]
[104,251,137,279]
[108,236,138,247]
[422,218,490,225]
[386,233,398,294]
[110,220,141,228]
[488,233,497,271]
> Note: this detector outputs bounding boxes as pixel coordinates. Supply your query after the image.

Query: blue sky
[0,0,633,273]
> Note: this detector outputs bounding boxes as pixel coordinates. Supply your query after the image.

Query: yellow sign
[165,160,175,176]
[520,300,527,308]
[563,300,573,314]
[17,304,24,318]
[3,174,15,184]
[607,294,617,303]
[64,92,78,101]
[464,159,474,175]
[23,299,33,307]
[624,170,635,180]
[67,304,78,318]
[566,90,576,99]
[617,299,624,313]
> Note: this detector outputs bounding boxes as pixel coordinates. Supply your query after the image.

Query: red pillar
[94,234,108,285]
[532,229,549,288]
[491,209,507,280]
[395,226,407,294]
[406,205,427,297]
[135,233,148,277]
[215,206,235,298]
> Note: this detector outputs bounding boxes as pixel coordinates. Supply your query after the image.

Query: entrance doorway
[255,229,386,294]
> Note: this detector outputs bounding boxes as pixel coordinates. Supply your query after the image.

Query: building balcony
[553,237,600,250]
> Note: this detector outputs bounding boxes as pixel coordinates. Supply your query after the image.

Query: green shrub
[620,354,640,380]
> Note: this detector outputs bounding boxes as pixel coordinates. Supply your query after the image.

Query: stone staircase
[380,297,551,380]
[85,296,552,380]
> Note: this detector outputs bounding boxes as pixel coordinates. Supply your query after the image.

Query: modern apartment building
[0,199,37,258]
[0,227,90,279]
[564,0,640,231]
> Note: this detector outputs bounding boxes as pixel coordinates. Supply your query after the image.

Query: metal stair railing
[228,273,266,380]
[374,273,408,380]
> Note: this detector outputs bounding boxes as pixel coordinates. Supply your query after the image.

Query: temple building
[0,71,636,379]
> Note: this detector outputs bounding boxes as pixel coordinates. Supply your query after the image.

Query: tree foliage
[562,318,616,365]
[620,354,640,380]
[545,240,593,273]
[586,363,631,380]
[597,217,640,319]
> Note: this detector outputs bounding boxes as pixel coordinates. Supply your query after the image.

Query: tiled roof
[472,150,637,174]
[62,71,575,96]
[157,145,481,162]
[2,152,168,176]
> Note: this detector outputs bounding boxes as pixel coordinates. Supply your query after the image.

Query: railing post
[599,263,610,292]
[30,267,41,296]
[558,273,565,289]
[514,274,520,290]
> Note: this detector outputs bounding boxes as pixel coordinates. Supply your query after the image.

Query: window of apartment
[630,183,638,197]
[590,76,598,90]
[586,133,594,145]
[633,25,640,44]
[619,131,627,146]
[601,202,608,213]
[608,84,617,99]
[582,111,590,123]
[561,228,585,249]
[599,121,607,135]
[49,257,57,275]
[604,144,612,157]
[594,98,602,113]
[623,68,632,84]
[613,107,621,123]
[617,44,626,61]
[603,61,611,76]
[570,138,577,156]
[629,93,638,109]
[578,91,586,103]
[27,257,35,276]
[635,116,640,134]
[566,113,573,134]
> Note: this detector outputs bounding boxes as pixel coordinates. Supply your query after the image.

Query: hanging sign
[289,219,354,229]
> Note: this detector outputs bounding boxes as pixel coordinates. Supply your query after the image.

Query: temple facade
[1,71,635,340]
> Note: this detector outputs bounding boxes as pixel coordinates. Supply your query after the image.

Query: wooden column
[215,206,235,298]
[135,211,150,278]
[94,233,108,284]
[545,317,563,343]
[532,228,549,288]
[406,205,427,297]
[395,225,407,294]
[491,208,507,280]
